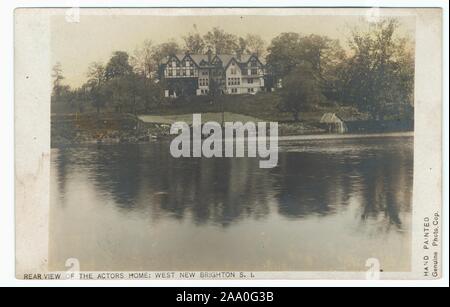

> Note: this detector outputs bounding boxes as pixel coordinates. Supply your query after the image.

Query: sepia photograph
[47,10,416,273]
[11,5,445,285]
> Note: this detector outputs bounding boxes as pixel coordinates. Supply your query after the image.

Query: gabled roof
[161,53,265,68]
[320,113,343,124]
[239,54,266,65]
[214,54,234,66]
[189,54,209,66]
[174,53,185,60]
[321,109,370,123]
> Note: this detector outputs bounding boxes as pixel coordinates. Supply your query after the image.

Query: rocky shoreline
[51,113,412,147]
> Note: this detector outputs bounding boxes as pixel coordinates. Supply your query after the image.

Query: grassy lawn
[145,92,351,123]
[138,112,264,125]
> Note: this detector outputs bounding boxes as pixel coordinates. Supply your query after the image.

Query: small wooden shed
[320,113,348,133]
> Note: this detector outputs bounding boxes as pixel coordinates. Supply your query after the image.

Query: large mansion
[160,51,266,97]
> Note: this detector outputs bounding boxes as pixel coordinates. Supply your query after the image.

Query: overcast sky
[50,8,416,87]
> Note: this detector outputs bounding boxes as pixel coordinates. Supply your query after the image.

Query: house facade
[160,51,266,97]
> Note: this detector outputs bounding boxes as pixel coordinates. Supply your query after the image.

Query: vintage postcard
[15,7,443,280]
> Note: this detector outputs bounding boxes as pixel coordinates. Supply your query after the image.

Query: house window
[202,71,208,76]
[183,69,186,76]
[247,78,253,84]
[176,69,180,76]
[168,69,173,76]
[228,78,240,86]
[232,88,237,93]
[172,61,177,68]
[186,61,190,67]
[230,68,236,75]
[247,88,254,93]
[199,78,209,87]
[251,69,258,75]
[230,78,240,86]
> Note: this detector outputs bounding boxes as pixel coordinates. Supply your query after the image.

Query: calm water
[50,136,413,272]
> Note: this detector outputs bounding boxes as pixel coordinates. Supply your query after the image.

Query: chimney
[207,49,212,63]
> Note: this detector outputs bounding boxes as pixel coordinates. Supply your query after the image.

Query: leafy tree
[204,27,239,54]
[267,33,344,79]
[52,62,66,98]
[342,19,414,119]
[69,85,92,113]
[105,51,133,80]
[242,34,266,57]
[151,41,181,65]
[86,62,107,114]
[266,33,303,79]
[106,75,132,113]
[87,62,106,85]
[130,40,155,78]
[51,62,75,113]
[131,40,181,79]
[280,64,324,121]
[298,34,345,78]
[183,32,206,54]
[136,76,163,112]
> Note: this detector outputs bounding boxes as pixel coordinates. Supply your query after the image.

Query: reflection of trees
[71,143,274,227]
[92,145,143,208]
[272,139,413,231]
[143,154,274,227]
[357,144,413,230]
[53,149,69,199]
[53,138,413,229]
[273,152,353,217]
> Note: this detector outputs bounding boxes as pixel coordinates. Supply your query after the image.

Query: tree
[131,40,181,80]
[87,62,106,85]
[243,34,266,57]
[71,86,89,113]
[105,51,133,80]
[343,19,414,119]
[235,37,247,58]
[266,33,303,78]
[267,33,344,80]
[51,62,74,113]
[135,76,164,112]
[298,34,345,78]
[52,62,66,98]
[203,27,239,54]
[280,64,324,121]
[131,40,155,78]
[86,62,107,114]
[151,41,181,65]
[183,32,206,54]
[297,35,346,102]
[105,75,131,113]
